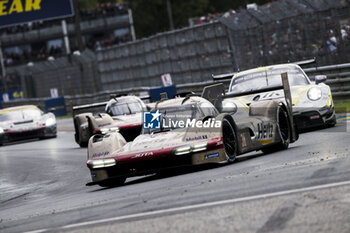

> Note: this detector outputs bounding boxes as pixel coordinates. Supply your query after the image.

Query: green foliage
[76,0,269,38]
[334,101,350,113]
[77,0,99,9]
[129,0,169,38]
[129,0,268,38]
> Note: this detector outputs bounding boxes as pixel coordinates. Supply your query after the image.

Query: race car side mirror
[315,75,327,84]
[221,101,237,113]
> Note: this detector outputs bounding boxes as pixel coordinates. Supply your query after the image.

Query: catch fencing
[3,62,349,113]
[95,0,350,92]
[96,21,232,91]
[7,50,99,98]
[221,0,350,71]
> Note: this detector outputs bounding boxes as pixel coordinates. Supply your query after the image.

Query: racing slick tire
[222,118,238,163]
[74,116,89,148]
[77,130,89,147]
[98,177,126,188]
[262,105,291,154]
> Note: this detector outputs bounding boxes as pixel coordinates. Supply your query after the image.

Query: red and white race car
[86,75,298,187]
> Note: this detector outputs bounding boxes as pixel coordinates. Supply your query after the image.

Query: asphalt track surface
[0,117,349,233]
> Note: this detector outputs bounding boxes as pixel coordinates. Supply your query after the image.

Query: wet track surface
[0,119,349,232]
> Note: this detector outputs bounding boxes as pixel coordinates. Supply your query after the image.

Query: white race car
[214,63,336,130]
[0,105,57,145]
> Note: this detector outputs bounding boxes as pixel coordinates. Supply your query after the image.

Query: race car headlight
[307,87,322,101]
[175,146,191,155]
[88,158,116,169]
[100,127,120,135]
[175,142,208,155]
[0,127,3,134]
[45,118,56,127]
[191,142,208,152]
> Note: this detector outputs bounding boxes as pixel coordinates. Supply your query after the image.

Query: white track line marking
[24,230,48,233]
[24,180,350,233]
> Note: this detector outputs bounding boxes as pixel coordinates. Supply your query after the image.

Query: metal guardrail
[304,63,350,100]
[2,63,350,113]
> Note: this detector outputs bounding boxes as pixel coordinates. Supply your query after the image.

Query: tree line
[77,0,269,39]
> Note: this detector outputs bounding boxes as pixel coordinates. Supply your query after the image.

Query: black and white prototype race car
[0,105,57,145]
[73,95,148,147]
[85,73,298,187]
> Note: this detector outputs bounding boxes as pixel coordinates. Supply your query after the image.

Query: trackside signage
[0,0,74,28]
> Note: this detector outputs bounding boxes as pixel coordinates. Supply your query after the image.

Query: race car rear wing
[211,58,316,81]
[292,57,316,66]
[72,94,151,116]
[212,72,237,81]
[72,102,108,116]
[202,72,298,143]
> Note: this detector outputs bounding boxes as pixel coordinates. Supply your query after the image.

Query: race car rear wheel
[262,105,291,153]
[78,135,88,148]
[74,118,88,147]
[222,118,237,163]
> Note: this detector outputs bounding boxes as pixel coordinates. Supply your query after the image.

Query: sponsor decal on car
[186,135,208,141]
[97,123,111,128]
[310,115,320,120]
[132,151,154,159]
[92,151,109,158]
[216,141,223,146]
[257,122,273,139]
[134,138,167,146]
[204,152,220,160]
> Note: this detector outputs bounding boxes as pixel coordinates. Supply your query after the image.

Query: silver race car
[0,105,57,145]
[213,62,336,130]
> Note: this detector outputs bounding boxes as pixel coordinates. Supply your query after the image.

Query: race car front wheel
[222,118,237,163]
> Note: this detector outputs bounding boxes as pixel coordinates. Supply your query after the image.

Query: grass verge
[334,101,350,113]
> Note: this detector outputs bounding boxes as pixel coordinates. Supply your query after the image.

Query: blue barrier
[0,89,23,101]
[150,86,177,102]
[44,97,67,117]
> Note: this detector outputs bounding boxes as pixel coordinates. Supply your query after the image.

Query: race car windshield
[229,67,310,94]
[0,108,42,122]
[143,104,201,134]
[109,102,143,116]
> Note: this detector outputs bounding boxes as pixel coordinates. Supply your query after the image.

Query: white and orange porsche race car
[86,74,298,187]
